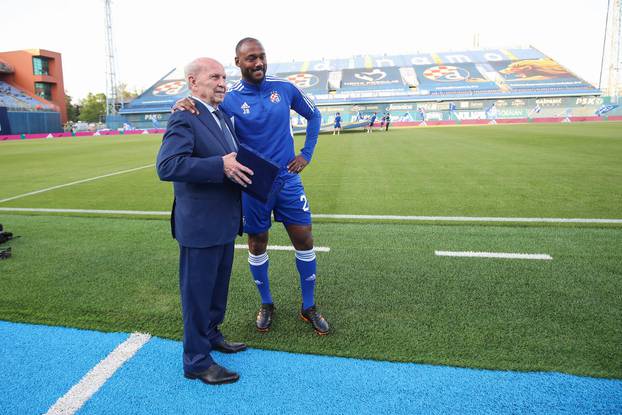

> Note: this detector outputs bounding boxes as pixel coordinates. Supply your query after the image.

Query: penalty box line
[0,164,155,204]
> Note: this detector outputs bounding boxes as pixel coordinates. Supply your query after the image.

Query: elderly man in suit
[157,57,253,385]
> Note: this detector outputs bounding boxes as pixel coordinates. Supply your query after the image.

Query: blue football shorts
[242,174,312,234]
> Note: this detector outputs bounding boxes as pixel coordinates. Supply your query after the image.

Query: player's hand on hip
[223,153,253,187]
[171,97,199,114]
[287,155,308,174]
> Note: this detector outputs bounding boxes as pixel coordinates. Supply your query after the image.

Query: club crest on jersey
[270,91,281,103]
[241,102,250,114]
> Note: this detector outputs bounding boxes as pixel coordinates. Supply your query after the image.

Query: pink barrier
[0,128,166,141]
[392,116,622,127]
[0,117,619,142]
[455,120,490,125]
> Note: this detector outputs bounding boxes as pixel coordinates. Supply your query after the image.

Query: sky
[2,0,610,102]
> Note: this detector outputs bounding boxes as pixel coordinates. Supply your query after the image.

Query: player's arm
[287,85,321,173]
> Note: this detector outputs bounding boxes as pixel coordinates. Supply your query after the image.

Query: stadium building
[0,49,66,134]
[118,46,618,129]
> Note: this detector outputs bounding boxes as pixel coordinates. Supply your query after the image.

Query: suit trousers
[179,242,234,373]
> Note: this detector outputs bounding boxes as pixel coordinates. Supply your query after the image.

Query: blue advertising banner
[275,71,329,93]
[341,67,406,91]
[415,63,499,93]
[490,59,591,90]
[124,78,188,111]
[0,107,12,135]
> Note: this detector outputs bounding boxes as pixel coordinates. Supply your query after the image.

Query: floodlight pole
[600,0,621,103]
[104,0,119,117]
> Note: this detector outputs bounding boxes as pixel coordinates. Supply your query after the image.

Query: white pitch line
[313,214,622,224]
[0,164,154,203]
[435,251,553,260]
[0,207,169,215]
[235,244,330,252]
[44,332,151,415]
[0,207,620,224]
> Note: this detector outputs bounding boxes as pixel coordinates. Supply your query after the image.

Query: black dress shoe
[213,340,247,354]
[300,305,330,335]
[184,364,240,385]
[256,303,275,332]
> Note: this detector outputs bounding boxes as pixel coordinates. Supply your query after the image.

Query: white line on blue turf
[44,332,151,415]
[0,164,154,204]
[435,251,553,260]
[0,207,620,224]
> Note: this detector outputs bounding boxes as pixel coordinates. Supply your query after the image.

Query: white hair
[184,57,223,81]
[184,59,204,82]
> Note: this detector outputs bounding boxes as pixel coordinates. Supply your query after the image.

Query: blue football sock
[295,249,317,309]
[248,252,273,304]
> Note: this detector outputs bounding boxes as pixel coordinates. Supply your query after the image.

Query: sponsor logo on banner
[595,104,619,116]
[535,98,562,106]
[153,80,186,96]
[576,97,603,106]
[270,91,281,103]
[286,73,319,88]
[498,59,571,81]
[354,69,387,82]
[386,104,413,111]
[423,66,469,82]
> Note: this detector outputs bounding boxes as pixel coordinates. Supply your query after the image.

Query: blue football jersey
[220,76,321,178]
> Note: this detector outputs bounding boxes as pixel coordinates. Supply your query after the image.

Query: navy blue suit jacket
[156,101,243,248]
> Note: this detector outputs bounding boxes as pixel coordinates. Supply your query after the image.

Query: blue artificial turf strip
[0,321,129,414]
[83,337,622,415]
[2,321,621,414]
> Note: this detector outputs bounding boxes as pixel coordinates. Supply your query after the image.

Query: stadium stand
[117,46,605,129]
[0,49,64,134]
[0,81,53,111]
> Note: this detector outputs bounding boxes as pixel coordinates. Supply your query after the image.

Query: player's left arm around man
[287,86,321,174]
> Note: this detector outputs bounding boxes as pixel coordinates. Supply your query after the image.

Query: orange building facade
[0,49,67,123]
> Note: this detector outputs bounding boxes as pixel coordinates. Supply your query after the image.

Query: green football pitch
[1,122,621,378]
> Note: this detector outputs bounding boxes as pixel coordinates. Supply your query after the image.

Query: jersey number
[300,195,310,212]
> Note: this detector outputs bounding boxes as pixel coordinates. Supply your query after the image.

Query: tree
[64,91,79,122]
[79,92,106,122]
[116,83,142,103]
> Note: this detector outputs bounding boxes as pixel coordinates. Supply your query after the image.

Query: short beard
[245,67,265,84]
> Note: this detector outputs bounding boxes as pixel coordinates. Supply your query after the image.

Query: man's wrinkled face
[235,41,267,84]
[188,60,227,106]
